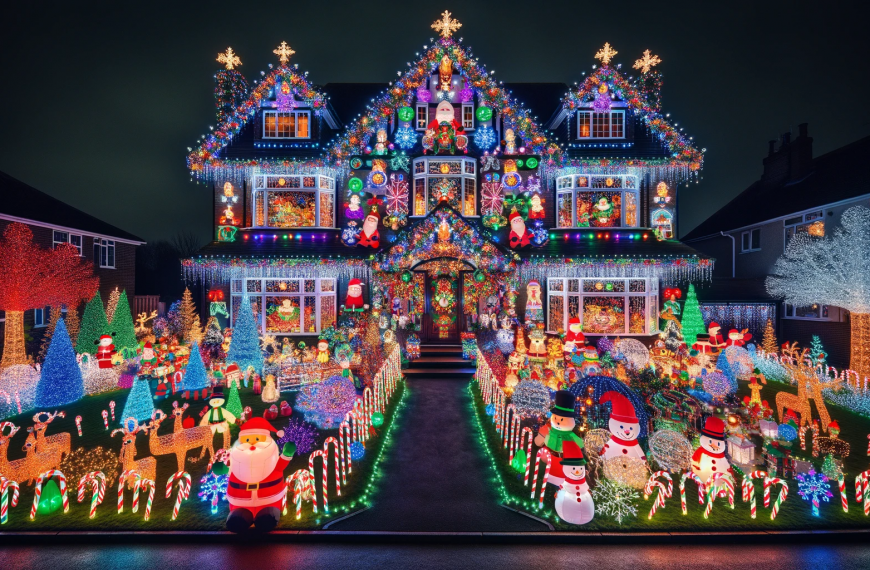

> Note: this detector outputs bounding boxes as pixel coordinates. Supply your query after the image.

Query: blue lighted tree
[180,342,210,398]
[35,318,85,407]
[121,375,155,423]
[227,295,263,373]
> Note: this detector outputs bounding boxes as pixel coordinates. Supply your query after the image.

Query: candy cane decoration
[102,410,109,429]
[643,471,673,520]
[132,477,156,521]
[323,437,342,497]
[503,404,517,449]
[798,426,808,450]
[704,473,735,519]
[741,470,767,519]
[77,471,107,519]
[508,414,521,463]
[172,371,184,394]
[765,477,788,520]
[855,470,870,515]
[109,400,116,421]
[117,469,138,513]
[519,427,534,485]
[339,420,352,477]
[75,415,83,437]
[165,471,192,521]
[529,448,552,508]
[838,476,848,513]
[30,470,69,519]
[679,472,705,515]
[0,477,20,524]
[283,469,313,519]
[309,449,329,513]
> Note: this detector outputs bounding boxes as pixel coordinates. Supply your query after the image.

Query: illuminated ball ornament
[777,422,798,442]
[400,270,413,283]
[416,85,432,103]
[348,178,364,192]
[485,403,495,416]
[371,412,385,427]
[525,157,539,169]
[350,441,366,461]
[476,106,493,122]
[648,429,693,473]
[397,106,415,123]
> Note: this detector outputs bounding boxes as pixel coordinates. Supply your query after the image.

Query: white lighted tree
[766,206,870,379]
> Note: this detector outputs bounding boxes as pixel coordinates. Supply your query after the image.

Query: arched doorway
[413,257,474,344]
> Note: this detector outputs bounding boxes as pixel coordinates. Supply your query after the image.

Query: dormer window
[263,110,310,139]
[577,110,624,139]
[252,175,335,228]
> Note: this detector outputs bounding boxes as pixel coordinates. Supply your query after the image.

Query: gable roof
[0,171,144,243]
[683,134,870,241]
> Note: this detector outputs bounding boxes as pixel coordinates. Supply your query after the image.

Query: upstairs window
[53,230,83,255]
[555,174,639,228]
[785,211,825,248]
[416,104,429,130]
[462,104,474,129]
[578,110,625,139]
[263,110,310,139]
[741,228,761,252]
[252,175,335,228]
[94,238,115,268]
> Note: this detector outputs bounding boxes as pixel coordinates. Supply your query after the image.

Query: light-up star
[217,47,242,70]
[595,43,618,65]
[273,41,296,64]
[431,10,462,38]
[633,49,661,73]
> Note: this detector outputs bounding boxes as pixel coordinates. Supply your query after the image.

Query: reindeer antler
[0,422,19,437]
[152,410,167,423]
[32,410,65,424]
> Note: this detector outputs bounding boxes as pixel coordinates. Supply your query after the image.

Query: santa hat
[828,420,841,432]
[143,341,153,350]
[561,441,587,466]
[100,334,113,342]
[239,417,284,438]
[728,329,740,336]
[568,317,581,329]
[600,391,638,424]
[366,209,380,221]
[701,416,726,440]
[509,209,523,223]
[348,278,364,287]
[709,322,721,332]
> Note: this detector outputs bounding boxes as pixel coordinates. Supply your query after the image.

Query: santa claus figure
[599,391,646,461]
[725,328,752,347]
[528,194,545,219]
[534,390,584,486]
[564,317,585,345]
[554,441,595,525]
[692,416,733,484]
[96,334,116,369]
[212,417,296,532]
[426,100,464,136]
[343,278,367,312]
[508,210,532,249]
[357,209,380,248]
[707,322,726,349]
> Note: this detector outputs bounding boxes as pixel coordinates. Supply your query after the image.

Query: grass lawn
[0,379,405,531]
[470,379,870,531]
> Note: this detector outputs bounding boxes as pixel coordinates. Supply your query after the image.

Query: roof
[322,83,390,127]
[0,171,144,243]
[684,135,870,241]
[501,83,569,129]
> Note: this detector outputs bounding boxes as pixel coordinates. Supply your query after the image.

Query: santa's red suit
[358,228,380,248]
[226,455,291,516]
[508,211,532,248]
[564,318,585,344]
[96,335,115,369]
[358,210,380,248]
[345,278,365,310]
[707,322,726,348]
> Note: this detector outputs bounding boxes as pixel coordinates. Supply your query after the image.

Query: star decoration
[595,42,618,65]
[633,49,661,73]
[431,10,462,38]
[217,47,242,70]
[273,41,296,64]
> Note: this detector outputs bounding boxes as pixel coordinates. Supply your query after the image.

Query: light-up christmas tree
[226,382,243,418]
[761,318,778,355]
[110,290,138,353]
[680,284,706,348]
[179,287,199,343]
[227,296,263,373]
[35,318,85,407]
[121,375,155,423]
[180,342,210,398]
[810,335,826,367]
[38,306,63,361]
[105,287,121,323]
[77,291,109,355]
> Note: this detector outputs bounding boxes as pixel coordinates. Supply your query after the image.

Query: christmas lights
[0,476,19,524]
[797,468,832,517]
[592,479,639,525]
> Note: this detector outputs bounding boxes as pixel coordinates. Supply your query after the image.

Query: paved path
[332,378,546,531]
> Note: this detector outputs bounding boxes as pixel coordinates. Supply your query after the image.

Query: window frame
[784,211,825,250]
[554,174,640,229]
[410,157,478,217]
[741,228,761,253]
[546,278,658,336]
[53,230,83,256]
[251,175,336,229]
[783,303,839,322]
[33,306,49,328]
[262,110,311,139]
[95,238,116,268]
[577,110,626,139]
[415,104,429,131]
[230,278,338,336]
[462,104,474,130]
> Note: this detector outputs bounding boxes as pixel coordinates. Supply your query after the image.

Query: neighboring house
[684,125,870,367]
[0,171,145,357]
[184,29,709,345]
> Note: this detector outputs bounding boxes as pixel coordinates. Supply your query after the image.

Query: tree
[761,318,778,355]
[180,342,209,396]
[105,287,121,323]
[179,287,199,343]
[121,375,155,422]
[0,223,98,366]
[38,306,63,361]
[226,383,243,418]
[200,316,225,366]
[663,319,684,354]
[77,292,109,355]
[227,295,264,373]
[810,335,826,367]
[680,283,706,348]
[35,318,84,407]
[110,291,138,353]
[767,206,870,379]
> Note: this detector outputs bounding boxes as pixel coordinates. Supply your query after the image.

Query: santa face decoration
[229,432,279,484]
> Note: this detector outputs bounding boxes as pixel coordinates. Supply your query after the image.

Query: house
[684,126,870,367]
[0,171,145,357]
[183,15,710,346]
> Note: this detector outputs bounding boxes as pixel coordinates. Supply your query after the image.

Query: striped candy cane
[519,427,534,485]
[704,473,735,519]
[741,470,767,519]
[643,471,673,520]
[856,470,870,515]
[309,449,329,513]
[30,470,68,519]
[503,404,517,449]
[838,476,849,513]
[75,416,83,437]
[323,437,342,497]
[165,471,192,521]
[109,400,116,421]
[680,472,705,515]
[77,472,107,519]
[765,477,789,520]
[283,469,312,519]
[530,447,552,508]
[102,410,109,429]
[118,469,138,513]
[0,477,20,524]
[133,478,156,521]
[339,421,352,478]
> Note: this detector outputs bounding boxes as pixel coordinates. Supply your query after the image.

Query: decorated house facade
[184,14,711,345]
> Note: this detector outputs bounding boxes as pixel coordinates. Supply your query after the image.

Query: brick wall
[781,317,851,369]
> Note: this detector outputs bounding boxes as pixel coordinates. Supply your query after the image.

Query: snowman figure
[534,390,584,486]
[599,391,646,461]
[692,417,733,483]
[555,441,595,525]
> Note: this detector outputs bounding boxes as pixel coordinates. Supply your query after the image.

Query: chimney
[789,123,813,181]
[780,132,791,147]
[767,140,776,157]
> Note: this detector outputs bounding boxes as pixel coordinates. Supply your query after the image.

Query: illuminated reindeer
[0,422,64,486]
[31,411,71,460]
[147,406,214,472]
[776,342,842,432]
[112,418,156,488]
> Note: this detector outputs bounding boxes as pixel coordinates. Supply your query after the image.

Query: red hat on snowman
[238,416,284,439]
[700,416,726,440]
[600,391,638,424]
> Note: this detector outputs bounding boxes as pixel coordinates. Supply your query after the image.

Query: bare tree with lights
[766,206,870,380]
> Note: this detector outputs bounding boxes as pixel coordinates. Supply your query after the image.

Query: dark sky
[2,1,868,244]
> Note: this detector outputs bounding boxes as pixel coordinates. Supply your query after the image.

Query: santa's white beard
[511,221,526,235]
[230,439,279,483]
[362,219,377,237]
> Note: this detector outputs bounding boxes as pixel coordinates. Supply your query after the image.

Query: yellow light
[632,49,662,73]
[431,10,462,38]
[595,43,619,65]
[217,47,242,70]
[273,41,295,64]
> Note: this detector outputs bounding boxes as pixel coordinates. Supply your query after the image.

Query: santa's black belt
[229,478,283,491]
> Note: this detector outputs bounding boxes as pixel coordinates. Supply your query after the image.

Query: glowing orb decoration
[348,177,363,192]
[702,371,733,400]
[648,429,693,473]
[777,423,798,441]
[476,106,493,121]
[511,380,552,419]
[372,412,385,427]
[397,106,414,122]
[350,441,366,461]
[615,338,650,369]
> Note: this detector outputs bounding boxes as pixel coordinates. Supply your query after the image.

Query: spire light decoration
[273,41,296,64]
[217,47,242,70]
[595,42,618,65]
[431,10,462,38]
[633,49,661,73]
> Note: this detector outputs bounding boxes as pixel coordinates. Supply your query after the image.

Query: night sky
[2,1,868,244]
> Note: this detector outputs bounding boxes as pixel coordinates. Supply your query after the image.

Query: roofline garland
[181,256,371,285]
[518,255,714,286]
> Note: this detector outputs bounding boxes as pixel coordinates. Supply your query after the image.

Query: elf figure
[692,417,734,483]
[554,441,595,525]
[599,391,646,461]
[357,209,380,248]
[96,334,116,369]
[534,390,584,486]
[343,278,368,312]
[316,339,330,364]
[508,209,532,249]
[200,387,237,446]
[140,341,158,374]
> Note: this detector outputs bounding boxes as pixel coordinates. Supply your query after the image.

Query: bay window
[252,175,335,228]
[555,174,639,228]
[231,278,337,335]
[547,278,658,335]
[411,157,477,216]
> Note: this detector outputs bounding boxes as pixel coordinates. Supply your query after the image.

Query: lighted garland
[518,256,714,286]
[182,257,370,286]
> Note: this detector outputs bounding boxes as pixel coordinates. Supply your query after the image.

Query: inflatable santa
[343,278,367,312]
[554,441,595,525]
[95,334,116,369]
[725,328,752,347]
[599,391,646,461]
[534,390,584,486]
[357,209,380,248]
[691,416,733,484]
[508,210,532,249]
[212,417,296,532]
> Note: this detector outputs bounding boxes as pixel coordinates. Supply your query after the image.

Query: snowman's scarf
[610,435,641,447]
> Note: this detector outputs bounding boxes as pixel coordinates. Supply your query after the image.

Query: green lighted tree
[680,283,706,348]
[226,383,243,418]
[76,292,108,355]
[110,291,138,353]
[810,335,826,366]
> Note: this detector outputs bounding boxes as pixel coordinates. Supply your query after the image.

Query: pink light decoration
[416,85,432,103]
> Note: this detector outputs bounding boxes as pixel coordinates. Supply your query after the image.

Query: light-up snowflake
[474,126,497,150]
[198,472,228,514]
[386,176,409,216]
[481,180,504,216]
[341,226,360,246]
[796,468,832,517]
[390,153,410,172]
[394,127,417,150]
[592,479,640,525]
[525,175,541,195]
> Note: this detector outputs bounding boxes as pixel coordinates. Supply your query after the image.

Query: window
[416,104,429,130]
[53,230,83,255]
[231,278,337,335]
[578,110,625,139]
[95,238,115,268]
[554,174,639,228]
[741,228,761,252]
[547,278,657,335]
[263,110,310,139]
[411,158,477,216]
[785,211,825,248]
[33,307,50,328]
[784,303,841,321]
[252,175,335,228]
[462,104,474,129]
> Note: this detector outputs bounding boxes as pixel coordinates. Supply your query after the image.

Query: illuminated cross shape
[217,47,242,70]
[595,43,618,65]
[273,41,296,64]
[431,10,462,38]
[633,49,661,73]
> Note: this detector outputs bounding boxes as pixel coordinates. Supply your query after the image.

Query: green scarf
[208,407,225,423]
[545,428,583,454]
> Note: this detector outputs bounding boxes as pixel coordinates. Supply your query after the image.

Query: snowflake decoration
[273,41,295,64]
[386,176,409,216]
[198,472,228,514]
[480,154,501,172]
[431,10,462,38]
[797,468,832,517]
[217,47,241,70]
[633,49,661,73]
[595,42,618,65]
[474,126,497,150]
[394,127,417,150]
[481,179,504,215]
[525,175,541,195]
[390,154,410,172]
[592,479,639,525]
[341,226,360,246]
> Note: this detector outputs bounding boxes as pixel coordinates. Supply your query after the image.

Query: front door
[423,273,460,343]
